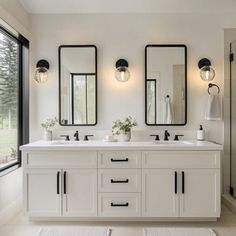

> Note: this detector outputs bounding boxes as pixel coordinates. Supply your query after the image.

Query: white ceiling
[18,0,236,14]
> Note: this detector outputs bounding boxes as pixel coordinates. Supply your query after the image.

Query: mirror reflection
[145,45,187,125]
[59,45,97,126]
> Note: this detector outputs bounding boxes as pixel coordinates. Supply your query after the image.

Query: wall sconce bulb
[198,58,215,82]
[115,59,130,82]
[34,59,50,83]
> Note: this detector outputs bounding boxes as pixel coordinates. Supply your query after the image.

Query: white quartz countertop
[20,140,223,151]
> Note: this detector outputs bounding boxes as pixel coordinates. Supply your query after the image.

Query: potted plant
[112,116,137,142]
[41,117,58,141]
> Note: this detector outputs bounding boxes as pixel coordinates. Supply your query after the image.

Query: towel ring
[165,95,170,101]
[208,83,220,95]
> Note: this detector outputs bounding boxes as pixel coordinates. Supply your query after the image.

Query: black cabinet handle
[174,171,177,194]
[111,202,129,207]
[57,171,60,194]
[111,179,129,183]
[64,171,67,194]
[182,171,185,194]
[110,158,129,162]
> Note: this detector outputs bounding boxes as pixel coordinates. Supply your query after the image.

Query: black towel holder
[165,95,170,101]
[208,83,220,95]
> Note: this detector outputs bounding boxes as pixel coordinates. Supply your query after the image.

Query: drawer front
[142,151,220,169]
[98,151,141,168]
[98,169,141,193]
[98,193,141,217]
[24,151,97,168]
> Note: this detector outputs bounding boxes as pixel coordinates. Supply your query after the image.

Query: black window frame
[0,23,29,175]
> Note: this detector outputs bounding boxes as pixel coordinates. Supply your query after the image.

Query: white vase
[120,131,131,142]
[44,130,52,141]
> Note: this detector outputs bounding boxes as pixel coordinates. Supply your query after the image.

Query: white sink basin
[50,140,92,145]
[154,141,194,145]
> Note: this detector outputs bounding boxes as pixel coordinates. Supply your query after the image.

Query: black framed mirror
[59,45,97,126]
[145,44,187,126]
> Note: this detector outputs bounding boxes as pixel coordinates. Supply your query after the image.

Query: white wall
[30,13,228,142]
[0,0,29,37]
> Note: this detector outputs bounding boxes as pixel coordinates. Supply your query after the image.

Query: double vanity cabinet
[20,141,222,221]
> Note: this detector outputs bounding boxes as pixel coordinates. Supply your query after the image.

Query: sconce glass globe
[115,66,130,82]
[200,66,215,81]
[34,67,49,83]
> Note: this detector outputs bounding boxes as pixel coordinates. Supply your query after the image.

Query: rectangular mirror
[59,45,97,126]
[145,44,187,125]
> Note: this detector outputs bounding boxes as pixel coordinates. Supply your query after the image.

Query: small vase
[44,130,52,141]
[120,131,131,142]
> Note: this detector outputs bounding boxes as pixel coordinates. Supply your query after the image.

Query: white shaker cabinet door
[62,169,97,217]
[24,169,62,217]
[142,169,179,217]
[179,169,220,217]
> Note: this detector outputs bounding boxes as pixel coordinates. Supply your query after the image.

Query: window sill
[0,161,20,177]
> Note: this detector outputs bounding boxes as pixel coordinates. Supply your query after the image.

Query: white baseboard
[222,194,236,214]
[0,197,23,226]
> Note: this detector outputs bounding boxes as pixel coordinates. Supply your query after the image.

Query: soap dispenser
[197,125,205,141]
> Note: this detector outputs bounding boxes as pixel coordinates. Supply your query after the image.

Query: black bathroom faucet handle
[150,134,160,141]
[84,135,94,141]
[60,135,70,141]
[174,134,184,141]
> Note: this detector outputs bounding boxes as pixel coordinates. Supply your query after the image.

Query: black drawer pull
[110,158,129,162]
[64,171,67,194]
[111,179,129,183]
[111,202,129,207]
[182,171,185,194]
[174,171,177,194]
[57,171,60,195]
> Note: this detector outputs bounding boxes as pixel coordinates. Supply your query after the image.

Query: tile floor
[1,205,236,236]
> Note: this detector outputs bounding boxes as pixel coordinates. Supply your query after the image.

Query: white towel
[164,97,172,124]
[39,227,111,236]
[205,94,221,120]
[143,228,216,236]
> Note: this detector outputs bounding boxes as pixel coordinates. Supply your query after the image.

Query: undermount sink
[154,140,194,145]
[50,140,92,145]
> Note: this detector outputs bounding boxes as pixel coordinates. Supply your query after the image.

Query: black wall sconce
[34,59,50,83]
[198,58,215,82]
[115,59,130,82]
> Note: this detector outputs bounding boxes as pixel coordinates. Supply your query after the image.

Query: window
[0,21,29,173]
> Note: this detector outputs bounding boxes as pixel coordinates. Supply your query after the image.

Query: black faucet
[74,130,79,141]
[164,130,170,141]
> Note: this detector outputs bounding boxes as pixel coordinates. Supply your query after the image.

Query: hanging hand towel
[205,94,221,120]
[163,96,172,124]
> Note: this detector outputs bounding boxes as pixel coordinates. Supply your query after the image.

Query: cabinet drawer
[98,151,141,168]
[24,151,97,168]
[98,193,141,217]
[142,151,220,169]
[98,169,141,192]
